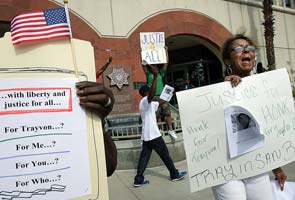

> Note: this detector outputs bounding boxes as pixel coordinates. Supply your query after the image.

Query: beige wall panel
[240,5,264,45]
[226,2,244,33]
[273,11,288,48]
[48,0,295,85]
[289,49,295,83]
[256,47,267,67]
[200,0,231,30]
[52,0,234,37]
[51,0,293,54]
[284,13,295,49]
[53,0,114,36]
[275,48,291,69]
[109,0,216,36]
[109,0,232,37]
[291,49,295,68]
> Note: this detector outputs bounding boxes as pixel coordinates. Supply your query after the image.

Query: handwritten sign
[176,68,295,192]
[0,78,91,200]
[140,32,167,64]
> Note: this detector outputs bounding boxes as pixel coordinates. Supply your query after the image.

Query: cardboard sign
[176,68,295,192]
[140,32,167,64]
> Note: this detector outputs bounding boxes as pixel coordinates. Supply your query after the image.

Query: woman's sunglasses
[232,45,256,53]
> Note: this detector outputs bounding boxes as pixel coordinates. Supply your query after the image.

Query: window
[0,21,10,37]
[284,0,295,8]
[273,0,284,6]
[272,0,295,8]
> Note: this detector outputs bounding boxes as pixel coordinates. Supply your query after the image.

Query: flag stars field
[10,7,71,45]
[44,8,68,25]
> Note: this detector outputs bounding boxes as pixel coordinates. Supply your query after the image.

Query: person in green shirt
[141,47,177,140]
[145,66,166,96]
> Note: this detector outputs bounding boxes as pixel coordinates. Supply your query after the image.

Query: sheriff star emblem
[107,67,129,90]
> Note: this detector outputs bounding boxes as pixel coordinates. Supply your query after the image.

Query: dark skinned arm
[272,167,287,191]
[142,64,148,74]
[147,66,158,103]
[103,121,117,177]
[162,46,169,71]
[76,81,117,176]
[224,75,242,87]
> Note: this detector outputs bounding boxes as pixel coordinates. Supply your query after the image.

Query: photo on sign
[231,113,256,133]
[159,85,174,102]
[224,105,265,158]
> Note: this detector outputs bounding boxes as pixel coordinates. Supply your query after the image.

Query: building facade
[1,0,295,116]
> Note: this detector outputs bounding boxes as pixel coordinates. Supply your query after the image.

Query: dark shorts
[152,96,171,117]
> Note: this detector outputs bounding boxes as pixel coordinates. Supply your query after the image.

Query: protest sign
[176,68,295,192]
[140,32,167,64]
[0,78,90,200]
[0,33,109,200]
[160,84,174,102]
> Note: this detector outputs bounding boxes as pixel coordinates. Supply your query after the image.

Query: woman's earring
[226,66,233,76]
[251,53,258,75]
[254,52,257,67]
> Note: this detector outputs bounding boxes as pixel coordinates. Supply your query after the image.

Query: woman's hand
[76,81,114,119]
[272,167,287,191]
[224,75,242,87]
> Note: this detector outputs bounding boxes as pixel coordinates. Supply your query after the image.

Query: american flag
[11,7,71,45]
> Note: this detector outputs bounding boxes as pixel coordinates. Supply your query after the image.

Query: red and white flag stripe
[11,9,70,45]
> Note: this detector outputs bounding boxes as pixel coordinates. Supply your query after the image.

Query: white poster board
[176,68,295,192]
[140,32,167,64]
[0,33,109,200]
[0,78,90,200]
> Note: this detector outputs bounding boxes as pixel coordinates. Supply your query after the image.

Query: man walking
[134,65,186,187]
[141,46,177,139]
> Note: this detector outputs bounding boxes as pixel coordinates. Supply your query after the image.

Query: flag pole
[64,0,78,78]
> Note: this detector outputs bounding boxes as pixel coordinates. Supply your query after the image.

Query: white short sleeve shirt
[139,96,161,141]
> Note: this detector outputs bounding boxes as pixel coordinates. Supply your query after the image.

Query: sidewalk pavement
[108,160,295,200]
